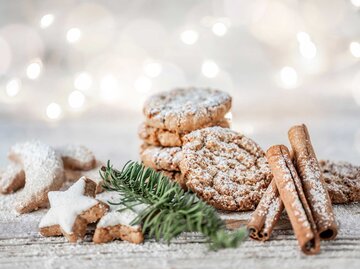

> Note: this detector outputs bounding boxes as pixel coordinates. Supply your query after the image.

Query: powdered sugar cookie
[93,192,144,244]
[39,177,108,243]
[0,163,25,194]
[138,118,230,147]
[180,127,272,211]
[8,141,64,214]
[57,144,96,171]
[64,161,104,193]
[140,146,182,171]
[320,160,360,204]
[143,88,232,132]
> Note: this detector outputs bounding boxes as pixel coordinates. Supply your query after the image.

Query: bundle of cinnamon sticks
[248,124,337,255]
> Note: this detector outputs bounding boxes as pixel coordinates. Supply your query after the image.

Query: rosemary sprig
[101,161,247,250]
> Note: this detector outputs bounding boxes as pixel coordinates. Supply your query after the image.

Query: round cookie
[138,118,230,147]
[143,88,232,132]
[140,145,182,172]
[180,126,272,211]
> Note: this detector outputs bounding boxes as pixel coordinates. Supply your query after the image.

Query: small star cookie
[39,177,108,242]
[93,192,145,244]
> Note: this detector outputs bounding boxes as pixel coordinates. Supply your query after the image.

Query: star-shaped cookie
[93,192,145,244]
[39,177,108,242]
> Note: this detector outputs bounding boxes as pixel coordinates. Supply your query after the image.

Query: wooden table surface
[0,104,359,269]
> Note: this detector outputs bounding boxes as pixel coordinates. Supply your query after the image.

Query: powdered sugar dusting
[96,191,146,228]
[0,162,24,193]
[57,144,96,170]
[144,88,232,131]
[39,177,99,233]
[9,141,64,212]
[270,153,312,232]
[301,157,335,227]
[180,126,272,211]
[141,146,182,171]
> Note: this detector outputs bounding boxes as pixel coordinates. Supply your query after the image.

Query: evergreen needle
[101,161,247,250]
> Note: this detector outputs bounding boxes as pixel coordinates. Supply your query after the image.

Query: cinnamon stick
[266,145,320,255]
[247,179,284,241]
[288,124,338,240]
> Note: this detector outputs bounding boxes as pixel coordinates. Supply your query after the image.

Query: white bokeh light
[202,60,220,78]
[297,32,317,59]
[100,74,118,102]
[135,76,152,93]
[143,61,162,78]
[280,66,298,89]
[66,28,81,43]
[350,0,360,7]
[5,78,21,97]
[296,32,311,43]
[46,102,62,120]
[212,22,228,36]
[68,90,85,109]
[74,72,92,91]
[350,42,360,58]
[180,30,198,45]
[26,60,42,80]
[299,41,317,59]
[40,14,54,29]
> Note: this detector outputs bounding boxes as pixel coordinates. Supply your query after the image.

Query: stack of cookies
[138,87,232,188]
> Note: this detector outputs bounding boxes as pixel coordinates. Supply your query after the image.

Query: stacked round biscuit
[138,87,232,189]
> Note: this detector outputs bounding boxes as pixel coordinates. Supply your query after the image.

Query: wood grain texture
[0,203,359,269]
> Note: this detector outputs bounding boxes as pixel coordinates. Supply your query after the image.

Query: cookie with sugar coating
[57,144,96,171]
[94,192,144,244]
[143,88,231,132]
[138,118,230,147]
[140,145,182,172]
[39,177,108,243]
[180,126,272,211]
[8,141,64,214]
[0,163,25,194]
[320,160,360,204]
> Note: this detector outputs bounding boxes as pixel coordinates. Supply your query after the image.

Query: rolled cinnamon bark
[288,124,338,240]
[266,145,320,255]
[247,180,284,241]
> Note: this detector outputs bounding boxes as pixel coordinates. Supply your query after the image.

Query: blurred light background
[0,0,359,164]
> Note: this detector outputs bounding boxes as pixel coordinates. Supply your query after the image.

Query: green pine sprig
[101,161,247,250]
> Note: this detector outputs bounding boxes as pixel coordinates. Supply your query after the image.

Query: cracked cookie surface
[143,88,231,132]
[138,118,230,147]
[140,145,182,171]
[180,126,272,211]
